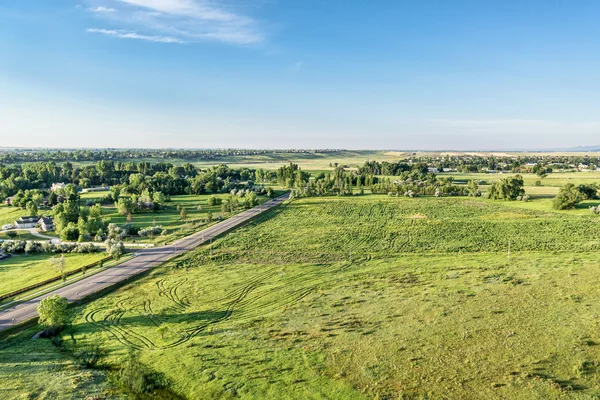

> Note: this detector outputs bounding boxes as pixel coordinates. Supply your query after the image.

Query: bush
[75,344,106,368]
[25,241,43,254]
[5,230,17,239]
[207,196,222,206]
[139,226,164,237]
[117,355,166,395]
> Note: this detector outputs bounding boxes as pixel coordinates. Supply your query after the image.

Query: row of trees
[0,161,276,201]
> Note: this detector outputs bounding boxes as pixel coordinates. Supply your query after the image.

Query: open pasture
[2,195,600,398]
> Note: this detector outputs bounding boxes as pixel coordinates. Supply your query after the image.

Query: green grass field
[0,230,49,241]
[4,195,600,398]
[97,193,274,244]
[0,205,31,227]
[0,253,106,297]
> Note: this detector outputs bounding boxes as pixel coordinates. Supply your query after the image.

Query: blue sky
[2,1,600,149]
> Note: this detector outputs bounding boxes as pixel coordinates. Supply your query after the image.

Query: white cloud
[86,28,184,43]
[83,0,263,45]
[90,6,116,13]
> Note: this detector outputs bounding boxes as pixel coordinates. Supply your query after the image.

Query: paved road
[0,193,289,332]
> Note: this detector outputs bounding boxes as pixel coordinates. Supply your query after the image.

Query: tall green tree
[37,295,69,329]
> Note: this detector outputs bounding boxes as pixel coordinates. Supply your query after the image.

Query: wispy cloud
[84,0,264,45]
[86,28,183,43]
[90,6,116,13]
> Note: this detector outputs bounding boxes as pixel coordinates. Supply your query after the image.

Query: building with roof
[51,182,66,192]
[14,216,40,229]
[38,217,54,232]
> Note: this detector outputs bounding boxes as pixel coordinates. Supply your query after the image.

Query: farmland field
[4,195,600,398]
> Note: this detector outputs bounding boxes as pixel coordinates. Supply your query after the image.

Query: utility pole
[508,240,510,261]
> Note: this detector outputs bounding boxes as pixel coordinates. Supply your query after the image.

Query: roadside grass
[0,254,133,308]
[3,195,600,398]
[97,193,274,244]
[0,253,107,297]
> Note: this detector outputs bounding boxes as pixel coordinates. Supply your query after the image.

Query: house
[14,216,39,229]
[3,196,14,205]
[38,217,54,232]
[51,182,66,192]
[81,186,110,193]
[427,167,439,173]
[1,224,13,230]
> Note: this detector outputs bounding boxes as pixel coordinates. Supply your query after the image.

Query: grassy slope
[0,253,106,297]
[2,195,600,398]
[0,326,112,399]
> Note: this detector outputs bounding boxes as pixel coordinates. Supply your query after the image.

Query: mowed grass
[0,205,31,227]
[4,195,600,398]
[0,252,106,297]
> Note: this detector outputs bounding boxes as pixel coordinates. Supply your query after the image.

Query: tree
[245,192,258,208]
[487,175,525,200]
[116,197,135,216]
[50,254,67,281]
[576,184,597,200]
[179,207,187,220]
[37,295,69,329]
[60,222,79,242]
[553,183,583,210]
[466,180,480,197]
[26,200,38,217]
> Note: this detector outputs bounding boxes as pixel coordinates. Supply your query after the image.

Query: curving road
[0,193,289,332]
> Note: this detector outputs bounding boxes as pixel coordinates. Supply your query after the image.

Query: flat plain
[3,194,600,399]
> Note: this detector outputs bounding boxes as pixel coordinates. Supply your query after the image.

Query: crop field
[0,252,106,298]
[4,195,600,398]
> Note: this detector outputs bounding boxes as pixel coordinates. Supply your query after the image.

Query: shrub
[117,355,166,395]
[25,241,43,253]
[139,226,164,237]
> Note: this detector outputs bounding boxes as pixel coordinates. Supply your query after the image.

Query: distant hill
[552,145,600,152]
